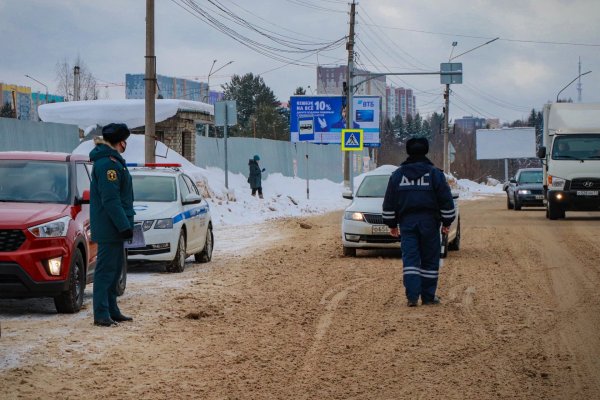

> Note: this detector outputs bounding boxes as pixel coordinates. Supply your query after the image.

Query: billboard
[476,128,536,160]
[290,95,380,146]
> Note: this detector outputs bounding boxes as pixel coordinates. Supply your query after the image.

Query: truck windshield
[0,160,70,203]
[552,134,600,160]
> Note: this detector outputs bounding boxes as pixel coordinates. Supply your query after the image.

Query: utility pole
[443,84,450,173]
[145,0,156,163]
[577,57,582,102]
[73,66,80,101]
[344,0,356,191]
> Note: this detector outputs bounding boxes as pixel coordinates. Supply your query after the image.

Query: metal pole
[504,159,509,182]
[224,105,229,189]
[344,0,356,191]
[443,84,450,173]
[145,0,156,163]
[73,66,80,101]
[306,142,309,199]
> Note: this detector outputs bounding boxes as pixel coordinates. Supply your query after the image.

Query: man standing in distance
[382,137,456,307]
[89,123,135,326]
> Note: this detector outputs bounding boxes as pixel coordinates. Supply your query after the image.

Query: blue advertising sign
[290,95,380,146]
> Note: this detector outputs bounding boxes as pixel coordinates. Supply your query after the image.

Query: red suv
[0,152,126,313]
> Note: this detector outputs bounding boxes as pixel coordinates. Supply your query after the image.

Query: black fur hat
[406,137,429,156]
[102,123,130,144]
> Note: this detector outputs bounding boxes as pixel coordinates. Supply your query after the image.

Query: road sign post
[215,100,237,189]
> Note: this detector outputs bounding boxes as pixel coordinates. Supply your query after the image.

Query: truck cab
[537,103,600,219]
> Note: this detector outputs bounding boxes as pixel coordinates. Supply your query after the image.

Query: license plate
[372,225,390,234]
[535,195,544,199]
[577,190,599,196]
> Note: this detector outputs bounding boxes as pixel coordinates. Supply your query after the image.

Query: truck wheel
[506,195,513,210]
[116,251,127,296]
[343,246,356,257]
[166,231,186,273]
[54,249,85,313]
[547,199,564,220]
[195,224,213,263]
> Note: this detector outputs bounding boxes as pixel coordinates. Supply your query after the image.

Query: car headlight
[517,189,531,195]
[141,220,154,231]
[344,211,364,221]
[548,175,566,190]
[28,216,71,238]
[154,218,173,229]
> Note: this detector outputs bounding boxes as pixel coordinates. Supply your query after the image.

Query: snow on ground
[73,134,502,228]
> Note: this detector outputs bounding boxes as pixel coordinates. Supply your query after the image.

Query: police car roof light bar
[126,163,182,168]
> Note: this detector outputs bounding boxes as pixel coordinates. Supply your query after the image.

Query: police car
[126,163,213,272]
[341,165,460,257]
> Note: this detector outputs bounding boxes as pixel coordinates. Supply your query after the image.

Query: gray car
[505,168,544,210]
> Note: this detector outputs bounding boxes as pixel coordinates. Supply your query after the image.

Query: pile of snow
[73,135,502,226]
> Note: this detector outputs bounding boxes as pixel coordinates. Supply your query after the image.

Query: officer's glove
[120,228,134,240]
[261,168,266,172]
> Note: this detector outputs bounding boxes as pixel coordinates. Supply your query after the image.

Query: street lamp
[24,74,49,104]
[204,60,233,103]
[442,37,499,173]
[556,70,591,102]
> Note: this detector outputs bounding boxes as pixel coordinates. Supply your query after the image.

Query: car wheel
[342,246,356,257]
[514,197,522,210]
[547,199,565,220]
[507,195,514,210]
[116,249,127,296]
[54,249,85,313]
[448,219,460,251]
[166,231,186,273]
[195,224,213,263]
[440,233,449,259]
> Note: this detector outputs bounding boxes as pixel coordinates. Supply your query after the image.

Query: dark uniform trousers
[399,213,441,303]
[93,242,125,319]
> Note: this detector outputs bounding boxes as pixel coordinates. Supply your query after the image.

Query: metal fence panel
[0,118,80,152]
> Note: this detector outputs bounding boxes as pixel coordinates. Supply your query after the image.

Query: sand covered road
[1,197,599,399]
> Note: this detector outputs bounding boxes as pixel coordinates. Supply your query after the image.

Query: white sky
[2,0,599,123]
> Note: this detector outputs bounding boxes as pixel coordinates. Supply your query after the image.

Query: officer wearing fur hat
[248,154,265,199]
[382,137,455,307]
[89,123,135,326]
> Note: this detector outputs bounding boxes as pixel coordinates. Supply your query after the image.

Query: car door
[182,174,206,252]
[178,175,200,251]
[78,162,97,281]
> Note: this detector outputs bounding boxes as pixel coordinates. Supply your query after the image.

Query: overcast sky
[2,0,599,123]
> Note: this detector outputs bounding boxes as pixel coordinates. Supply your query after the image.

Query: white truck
[537,103,600,219]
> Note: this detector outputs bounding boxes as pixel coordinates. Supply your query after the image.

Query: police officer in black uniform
[89,123,135,326]
[382,137,456,307]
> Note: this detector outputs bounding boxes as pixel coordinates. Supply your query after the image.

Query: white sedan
[341,165,460,258]
[127,164,213,272]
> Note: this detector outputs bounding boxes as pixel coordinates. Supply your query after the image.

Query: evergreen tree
[294,87,306,95]
[0,102,15,118]
[392,114,404,140]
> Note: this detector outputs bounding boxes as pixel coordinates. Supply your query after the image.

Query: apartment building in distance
[386,86,416,120]
[126,73,218,103]
[1,83,64,120]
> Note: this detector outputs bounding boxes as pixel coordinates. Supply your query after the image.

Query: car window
[132,175,177,202]
[517,171,542,184]
[76,163,91,197]
[0,160,69,203]
[178,175,191,200]
[356,175,390,197]
[182,175,200,196]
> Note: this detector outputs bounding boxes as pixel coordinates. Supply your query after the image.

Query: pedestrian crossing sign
[341,129,364,151]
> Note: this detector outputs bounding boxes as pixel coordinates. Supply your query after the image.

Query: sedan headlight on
[517,189,531,195]
[344,211,364,221]
[548,175,566,190]
[154,218,174,229]
[28,216,71,238]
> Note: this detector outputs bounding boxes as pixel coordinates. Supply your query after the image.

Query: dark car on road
[505,168,544,210]
[0,152,126,313]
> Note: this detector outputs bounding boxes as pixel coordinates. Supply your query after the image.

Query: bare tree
[55,56,99,101]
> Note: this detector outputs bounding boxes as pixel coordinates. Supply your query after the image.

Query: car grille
[569,178,600,190]
[360,235,399,244]
[363,213,383,224]
[0,230,26,252]
[530,189,543,195]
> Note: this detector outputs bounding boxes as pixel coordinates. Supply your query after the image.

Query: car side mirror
[509,178,517,184]
[342,191,353,200]
[182,193,201,205]
[77,189,91,205]
[537,146,546,158]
